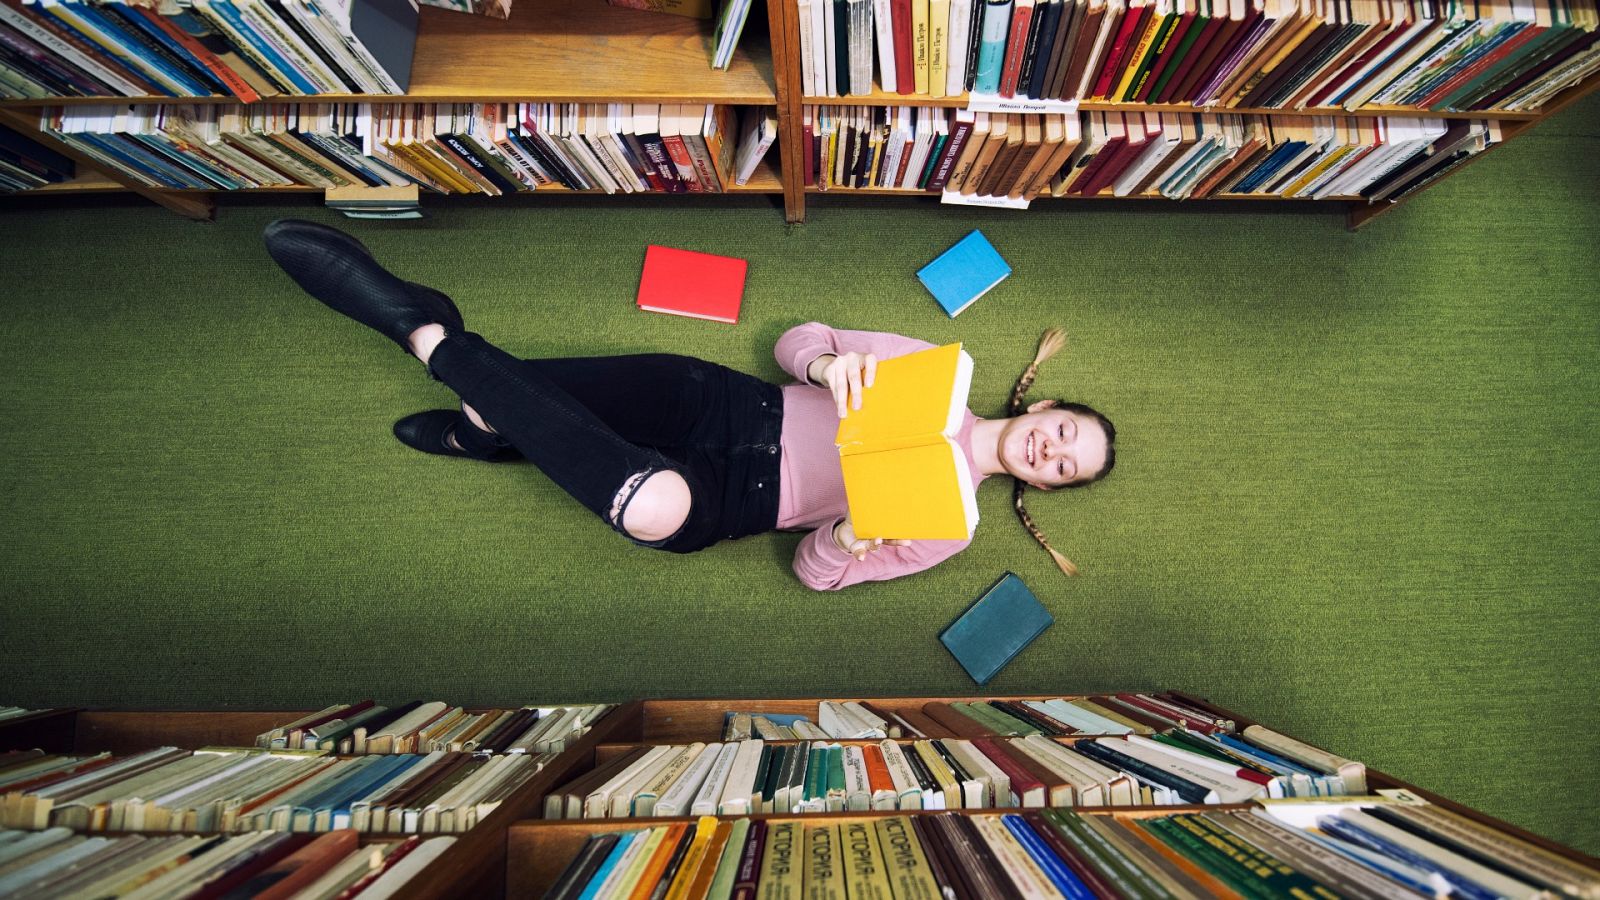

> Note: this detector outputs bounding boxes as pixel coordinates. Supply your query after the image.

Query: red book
[1134,5,1198,100]
[998,0,1038,96]
[1076,112,1149,195]
[131,5,260,102]
[803,116,816,185]
[636,245,747,324]
[971,737,1047,806]
[1303,20,1410,107]
[1154,12,1225,101]
[1417,21,1545,108]
[893,0,915,92]
[1091,0,1152,97]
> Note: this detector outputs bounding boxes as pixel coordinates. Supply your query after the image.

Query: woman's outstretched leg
[264,219,711,551]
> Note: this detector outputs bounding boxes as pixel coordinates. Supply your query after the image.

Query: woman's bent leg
[424,330,716,549]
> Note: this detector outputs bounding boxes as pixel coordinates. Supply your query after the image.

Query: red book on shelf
[1091,0,1152,97]
[893,0,915,92]
[636,245,748,324]
[999,0,1038,96]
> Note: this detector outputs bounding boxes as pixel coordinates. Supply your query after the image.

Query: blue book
[917,229,1011,318]
[938,571,1051,684]
[1002,814,1096,900]
[972,0,1013,93]
[577,830,641,900]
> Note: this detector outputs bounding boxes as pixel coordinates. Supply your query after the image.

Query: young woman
[264,220,1116,590]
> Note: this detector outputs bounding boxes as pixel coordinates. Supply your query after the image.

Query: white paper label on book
[965,93,1081,115]
[940,190,1030,210]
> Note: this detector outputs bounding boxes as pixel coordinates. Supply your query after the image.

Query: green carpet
[2,95,1597,855]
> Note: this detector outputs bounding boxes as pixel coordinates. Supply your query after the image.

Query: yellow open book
[834,343,979,540]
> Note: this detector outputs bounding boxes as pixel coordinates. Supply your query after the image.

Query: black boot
[263,219,464,353]
[393,410,519,461]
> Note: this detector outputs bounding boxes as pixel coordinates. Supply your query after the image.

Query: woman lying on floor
[264,220,1115,590]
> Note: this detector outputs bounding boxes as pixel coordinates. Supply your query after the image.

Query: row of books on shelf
[801,0,1600,112]
[805,105,1497,200]
[545,731,1365,821]
[0,827,454,899]
[543,805,1600,900]
[254,702,612,755]
[0,0,418,101]
[722,694,1229,742]
[30,102,780,194]
[1,746,554,833]
[0,706,59,724]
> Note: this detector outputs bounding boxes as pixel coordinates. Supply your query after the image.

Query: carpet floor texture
[2,95,1597,853]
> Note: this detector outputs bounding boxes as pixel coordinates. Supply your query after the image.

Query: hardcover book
[635,244,747,324]
[917,229,1011,317]
[834,342,978,540]
[939,571,1052,684]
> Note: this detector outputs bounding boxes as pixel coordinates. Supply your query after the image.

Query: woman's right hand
[810,351,878,418]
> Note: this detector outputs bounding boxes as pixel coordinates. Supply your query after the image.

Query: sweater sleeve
[792,518,972,591]
[774,322,940,385]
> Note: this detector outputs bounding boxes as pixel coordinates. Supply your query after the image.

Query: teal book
[939,571,1051,684]
[917,229,1011,317]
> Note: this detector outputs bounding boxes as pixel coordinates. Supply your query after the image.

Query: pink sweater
[773,322,987,591]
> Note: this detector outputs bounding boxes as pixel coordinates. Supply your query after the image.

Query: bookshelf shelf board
[805,188,1362,201]
[30,175,124,193]
[403,1,775,105]
[799,92,1542,121]
[0,0,777,108]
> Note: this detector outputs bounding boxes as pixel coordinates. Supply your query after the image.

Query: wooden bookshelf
[6,695,1598,897]
[0,0,1596,227]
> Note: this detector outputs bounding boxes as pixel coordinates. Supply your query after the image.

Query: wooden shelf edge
[798,94,1543,120]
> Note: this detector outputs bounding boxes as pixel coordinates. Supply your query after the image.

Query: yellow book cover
[803,823,846,900]
[873,817,942,900]
[834,343,978,540]
[840,819,895,900]
[930,0,951,98]
[759,820,805,900]
[913,0,932,93]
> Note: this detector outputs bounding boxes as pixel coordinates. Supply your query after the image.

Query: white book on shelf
[634,743,704,817]
[874,0,899,91]
[824,0,839,96]
[690,743,742,816]
[583,744,670,818]
[840,745,873,811]
[800,0,820,94]
[608,744,683,817]
[717,740,766,815]
[655,743,721,817]
[946,0,975,95]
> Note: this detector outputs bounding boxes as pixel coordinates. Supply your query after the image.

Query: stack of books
[542,806,1600,899]
[252,701,613,754]
[542,728,1364,818]
[804,104,1498,200]
[0,827,455,898]
[1,746,555,833]
[34,102,772,194]
[798,0,1600,113]
[0,0,418,100]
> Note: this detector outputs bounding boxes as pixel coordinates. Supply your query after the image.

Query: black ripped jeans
[426,331,784,553]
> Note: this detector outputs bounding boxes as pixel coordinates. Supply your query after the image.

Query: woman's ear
[1025,399,1060,414]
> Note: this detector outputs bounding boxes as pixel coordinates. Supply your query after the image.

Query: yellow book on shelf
[913,0,932,93]
[835,343,978,540]
[930,0,951,98]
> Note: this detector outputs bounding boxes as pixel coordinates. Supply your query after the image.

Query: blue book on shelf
[939,571,1051,685]
[917,229,1012,318]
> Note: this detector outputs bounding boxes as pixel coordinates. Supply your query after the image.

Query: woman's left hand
[833,517,913,561]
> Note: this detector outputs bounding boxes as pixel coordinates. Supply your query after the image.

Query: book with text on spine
[834,342,978,540]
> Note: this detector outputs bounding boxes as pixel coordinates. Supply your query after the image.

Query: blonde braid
[1010,327,1078,577]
